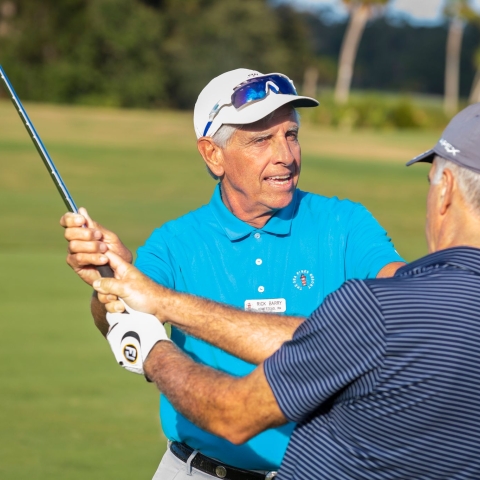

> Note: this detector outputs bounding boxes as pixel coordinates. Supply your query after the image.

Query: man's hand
[106,303,170,375]
[94,250,303,365]
[60,207,133,288]
[93,251,166,318]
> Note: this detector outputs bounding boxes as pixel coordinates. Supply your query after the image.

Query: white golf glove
[106,302,170,376]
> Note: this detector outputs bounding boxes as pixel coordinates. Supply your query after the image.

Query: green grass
[0,253,165,479]
[0,99,437,478]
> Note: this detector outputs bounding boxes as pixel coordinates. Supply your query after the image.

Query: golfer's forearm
[144,342,286,444]
[155,290,304,364]
[91,293,109,337]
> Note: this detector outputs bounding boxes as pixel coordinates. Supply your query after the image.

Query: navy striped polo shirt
[264,247,480,479]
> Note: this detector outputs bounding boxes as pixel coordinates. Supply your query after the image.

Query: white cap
[193,68,319,139]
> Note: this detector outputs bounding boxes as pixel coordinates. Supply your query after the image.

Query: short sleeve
[345,204,404,279]
[134,227,176,288]
[264,280,385,422]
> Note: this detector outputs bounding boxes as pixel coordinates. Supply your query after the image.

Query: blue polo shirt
[135,185,403,470]
[265,247,480,479]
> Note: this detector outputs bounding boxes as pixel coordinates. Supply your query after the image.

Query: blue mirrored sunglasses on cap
[203,73,298,136]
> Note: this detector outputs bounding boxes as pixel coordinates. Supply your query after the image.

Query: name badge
[244,298,286,313]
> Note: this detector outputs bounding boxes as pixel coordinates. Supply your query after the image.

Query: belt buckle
[215,465,227,478]
[265,472,277,479]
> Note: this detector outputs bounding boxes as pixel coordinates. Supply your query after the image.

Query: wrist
[144,340,172,380]
[152,284,175,323]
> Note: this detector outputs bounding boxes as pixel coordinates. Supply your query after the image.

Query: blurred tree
[0,0,168,107]
[161,0,313,109]
[443,0,479,114]
[9,0,480,110]
[0,0,90,101]
[0,1,16,38]
[267,5,339,96]
[470,47,480,102]
[334,0,389,104]
[0,0,16,99]
[0,0,314,108]
[82,0,168,107]
[303,66,319,97]
[275,4,315,90]
[304,14,480,98]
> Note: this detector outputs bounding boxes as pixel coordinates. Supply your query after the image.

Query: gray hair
[432,155,480,213]
[205,108,301,180]
[212,124,239,149]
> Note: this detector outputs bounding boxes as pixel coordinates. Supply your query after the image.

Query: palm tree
[469,48,480,103]
[443,0,477,114]
[334,0,389,105]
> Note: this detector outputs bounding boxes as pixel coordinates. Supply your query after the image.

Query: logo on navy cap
[439,138,460,156]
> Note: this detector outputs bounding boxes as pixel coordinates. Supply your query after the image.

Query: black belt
[170,441,277,480]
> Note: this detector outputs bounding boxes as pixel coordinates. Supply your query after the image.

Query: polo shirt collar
[208,184,297,241]
[396,246,480,277]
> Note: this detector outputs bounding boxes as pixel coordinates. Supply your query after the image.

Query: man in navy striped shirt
[95,103,480,479]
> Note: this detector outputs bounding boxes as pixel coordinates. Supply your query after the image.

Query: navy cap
[407,103,480,173]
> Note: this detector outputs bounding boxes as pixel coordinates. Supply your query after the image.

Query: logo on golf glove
[123,344,138,363]
[106,303,170,375]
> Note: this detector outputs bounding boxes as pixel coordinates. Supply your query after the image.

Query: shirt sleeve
[264,280,386,422]
[345,203,404,279]
[134,227,176,288]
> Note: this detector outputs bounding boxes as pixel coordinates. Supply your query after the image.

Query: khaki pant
[152,443,275,480]
[152,445,221,480]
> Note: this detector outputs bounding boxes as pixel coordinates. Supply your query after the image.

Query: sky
[282,0,480,24]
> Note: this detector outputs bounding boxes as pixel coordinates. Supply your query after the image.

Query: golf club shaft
[0,65,78,213]
[0,65,113,278]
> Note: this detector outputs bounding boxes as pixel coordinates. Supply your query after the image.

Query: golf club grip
[97,264,114,278]
[96,264,129,315]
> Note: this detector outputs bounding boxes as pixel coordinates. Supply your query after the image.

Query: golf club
[0,65,114,278]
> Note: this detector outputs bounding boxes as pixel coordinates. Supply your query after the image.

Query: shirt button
[254,233,261,239]
[255,259,262,265]
[258,286,265,293]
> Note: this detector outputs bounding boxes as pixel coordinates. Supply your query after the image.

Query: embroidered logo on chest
[292,270,315,291]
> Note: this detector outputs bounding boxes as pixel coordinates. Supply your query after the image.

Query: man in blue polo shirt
[61,69,404,479]
[95,103,480,479]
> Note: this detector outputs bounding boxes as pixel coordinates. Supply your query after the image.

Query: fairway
[0,100,438,479]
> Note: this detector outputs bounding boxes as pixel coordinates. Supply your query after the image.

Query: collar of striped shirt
[395,246,480,278]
